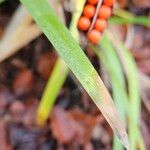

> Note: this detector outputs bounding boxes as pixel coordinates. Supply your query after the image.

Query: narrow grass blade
[20,0,129,148]
[109,16,150,27]
[93,35,128,150]
[109,9,150,27]
[106,30,145,150]
[37,59,69,124]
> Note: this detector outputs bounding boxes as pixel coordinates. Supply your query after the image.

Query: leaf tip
[117,130,130,150]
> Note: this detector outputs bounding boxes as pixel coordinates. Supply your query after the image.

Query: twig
[89,0,103,31]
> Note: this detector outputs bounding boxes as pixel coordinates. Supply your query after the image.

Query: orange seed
[87,30,101,44]
[103,0,116,7]
[83,4,96,19]
[98,5,111,19]
[78,16,91,31]
[94,19,107,32]
[88,0,99,5]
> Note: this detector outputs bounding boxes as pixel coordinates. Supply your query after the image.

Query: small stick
[88,0,103,31]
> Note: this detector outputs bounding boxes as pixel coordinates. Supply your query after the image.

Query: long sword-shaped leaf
[93,35,127,150]
[20,0,129,148]
[36,0,86,125]
[106,29,145,150]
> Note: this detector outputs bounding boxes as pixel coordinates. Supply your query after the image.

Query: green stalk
[109,9,150,27]
[109,16,150,27]
[36,59,69,124]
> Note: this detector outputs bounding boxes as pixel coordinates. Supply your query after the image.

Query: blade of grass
[93,34,135,150]
[106,29,145,150]
[109,16,150,27]
[93,35,127,150]
[109,9,150,27]
[94,33,146,150]
[96,35,145,150]
[96,33,146,150]
[20,0,129,148]
[37,59,69,124]
[106,29,140,125]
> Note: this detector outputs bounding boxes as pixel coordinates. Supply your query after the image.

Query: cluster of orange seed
[78,0,116,44]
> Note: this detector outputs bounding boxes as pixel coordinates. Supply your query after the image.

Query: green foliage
[20,0,129,149]
[110,9,150,27]
[105,30,145,150]
[0,0,5,4]
[36,0,85,126]
[93,35,127,150]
